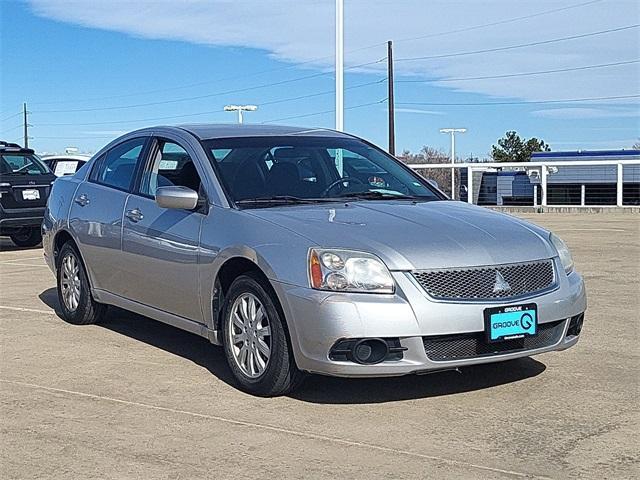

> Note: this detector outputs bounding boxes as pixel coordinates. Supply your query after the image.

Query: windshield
[0,153,50,175]
[202,136,443,206]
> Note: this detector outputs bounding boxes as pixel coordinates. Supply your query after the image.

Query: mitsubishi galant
[43,125,586,396]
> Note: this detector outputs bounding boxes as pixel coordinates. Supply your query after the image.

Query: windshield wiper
[336,191,426,201]
[236,195,337,207]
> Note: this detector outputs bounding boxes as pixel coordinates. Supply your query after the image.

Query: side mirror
[155,186,199,210]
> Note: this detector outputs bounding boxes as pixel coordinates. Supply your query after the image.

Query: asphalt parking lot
[1,212,638,479]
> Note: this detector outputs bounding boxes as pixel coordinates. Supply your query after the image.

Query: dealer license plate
[484,303,537,343]
[22,189,40,200]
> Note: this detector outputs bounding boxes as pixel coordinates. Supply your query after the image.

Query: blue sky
[1,0,639,156]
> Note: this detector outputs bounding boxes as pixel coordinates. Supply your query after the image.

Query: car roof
[174,123,355,141]
[0,141,35,155]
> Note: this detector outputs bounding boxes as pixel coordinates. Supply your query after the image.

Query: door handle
[74,193,90,206]
[125,208,144,222]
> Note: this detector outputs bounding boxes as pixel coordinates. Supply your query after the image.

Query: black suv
[0,141,56,247]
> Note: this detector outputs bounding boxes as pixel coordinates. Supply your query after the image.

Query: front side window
[201,136,443,206]
[0,154,49,175]
[92,138,146,191]
[139,139,202,197]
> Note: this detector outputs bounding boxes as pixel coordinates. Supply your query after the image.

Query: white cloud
[27,0,640,102]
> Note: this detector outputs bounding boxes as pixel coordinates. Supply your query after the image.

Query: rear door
[120,137,205,322]
[68,137,149,296]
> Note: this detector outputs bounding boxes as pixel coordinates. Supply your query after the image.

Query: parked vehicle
[42,154,90,177]
[43,125,586,396]
[1,141,56,247]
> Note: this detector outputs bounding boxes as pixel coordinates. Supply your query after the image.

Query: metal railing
[407,159,640,208]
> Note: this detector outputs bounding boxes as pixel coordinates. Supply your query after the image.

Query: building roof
[532,149,640,160]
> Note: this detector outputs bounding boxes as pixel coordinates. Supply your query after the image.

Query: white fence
[407,159,640,208]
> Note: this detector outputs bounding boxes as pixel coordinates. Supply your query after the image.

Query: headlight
[308,248,395,293]
[549,233,574,274]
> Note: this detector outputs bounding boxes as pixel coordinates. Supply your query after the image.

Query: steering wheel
[321,177,366,197]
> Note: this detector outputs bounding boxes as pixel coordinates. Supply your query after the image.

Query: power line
[397,94,640,106]
[1,111,22,123]
[35,80,385,127]
[396,59,640,83]
[34,135,117,140]
[31,49,387,108]
[0,124,23,135]
[396,24,640,62]
[33,59,386,114]
[391,0,605,45]
[34,110,228,127]
[27,1,602,106]
[261,98,387,124]
[258,79,384,107]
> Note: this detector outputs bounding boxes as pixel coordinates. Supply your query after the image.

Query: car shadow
[38,288,237,386]
[291,357,546,404]
[39,287,547,404]
[0,238,42,251]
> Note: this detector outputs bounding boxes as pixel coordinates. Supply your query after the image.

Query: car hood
[245,200,556,270]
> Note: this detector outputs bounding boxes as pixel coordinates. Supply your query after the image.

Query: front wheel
[221,274,303,396]
[10,228,42,247]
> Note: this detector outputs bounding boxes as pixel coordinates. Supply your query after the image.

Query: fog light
[351,338,389,364]
[567,313,584,337]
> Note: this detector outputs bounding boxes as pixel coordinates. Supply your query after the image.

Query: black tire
[10,228,42,247]
[221,273,304,396]
[56,242,106,325]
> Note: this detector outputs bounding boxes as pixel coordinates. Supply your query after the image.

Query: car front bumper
[274,258,586,377]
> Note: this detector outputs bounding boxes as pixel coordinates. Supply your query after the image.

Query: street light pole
[224,105,257,124]
[335,0,344,131]
[387,40,395,155]
[439,128,467,199]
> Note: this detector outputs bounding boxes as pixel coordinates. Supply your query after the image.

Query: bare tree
[398,146,459,197]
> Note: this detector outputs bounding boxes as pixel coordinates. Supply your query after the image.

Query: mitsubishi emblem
[493,271,511,293]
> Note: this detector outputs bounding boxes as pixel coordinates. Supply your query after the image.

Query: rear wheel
[10,228,42,247]
[57,242,106,325]
[221,274,303,396]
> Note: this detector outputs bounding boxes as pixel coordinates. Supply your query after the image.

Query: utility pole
[335,0,344,131]
[439,128,467,199]
[387,40,395,156]
[22,102,29,148]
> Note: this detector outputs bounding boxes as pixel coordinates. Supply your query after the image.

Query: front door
[120,138,205,323]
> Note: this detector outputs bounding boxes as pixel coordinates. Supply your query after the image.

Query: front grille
[423,320,565,361]
[412,260,556,301]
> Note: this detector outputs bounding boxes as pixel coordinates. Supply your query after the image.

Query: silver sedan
[43,124,586,396]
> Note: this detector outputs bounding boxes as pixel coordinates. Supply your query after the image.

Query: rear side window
[91,138,146,191]
[0,153,49,175]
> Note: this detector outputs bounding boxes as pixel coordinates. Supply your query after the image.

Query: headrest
[273,148,312,162]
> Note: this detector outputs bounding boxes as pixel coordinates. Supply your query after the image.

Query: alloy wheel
[60,253,81,312]
[227,292,272,378]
